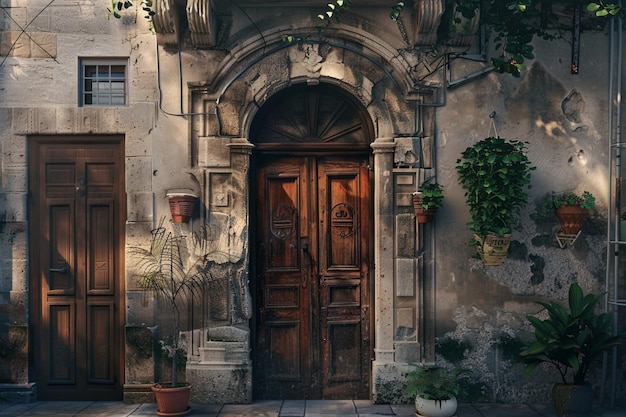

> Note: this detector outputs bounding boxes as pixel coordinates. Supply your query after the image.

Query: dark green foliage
[520,283,624,385]
[529,254,545,285]
[456,137,535,241]
[496,333,526,362]
[550,191,596,210]
[436,338,472,364]
[406,365,473,401]
[106,0,155,31]
[417,179,444,211]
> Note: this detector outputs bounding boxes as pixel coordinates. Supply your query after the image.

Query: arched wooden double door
[250,84,374,399]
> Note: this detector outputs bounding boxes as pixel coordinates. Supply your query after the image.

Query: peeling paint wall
[435,31,623,403]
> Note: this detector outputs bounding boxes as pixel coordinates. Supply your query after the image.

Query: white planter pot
[415,395,458,417]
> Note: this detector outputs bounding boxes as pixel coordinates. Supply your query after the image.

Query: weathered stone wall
[434,31,623,403]
[0,0,624,406]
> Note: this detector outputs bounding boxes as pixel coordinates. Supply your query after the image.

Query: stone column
[370,137,400,403]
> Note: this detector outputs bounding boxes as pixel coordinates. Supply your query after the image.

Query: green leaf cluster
[550,191,596,210]
[106,0,155,32]
[449,0,614,77]
[456,137,535,240]
[416,179,444,211]
[586,1,624,17]
[129,218,223,386]
[519,283,624,385]
[406,365,473,401]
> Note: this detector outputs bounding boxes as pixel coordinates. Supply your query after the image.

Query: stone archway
[187,35,437,403]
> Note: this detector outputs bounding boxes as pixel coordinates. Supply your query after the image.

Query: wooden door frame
[28,135,126,399]
[250,151,375,399]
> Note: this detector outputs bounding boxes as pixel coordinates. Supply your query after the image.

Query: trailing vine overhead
[105,0,625,77]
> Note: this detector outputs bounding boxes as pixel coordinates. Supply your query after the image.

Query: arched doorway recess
[249,83,375,399]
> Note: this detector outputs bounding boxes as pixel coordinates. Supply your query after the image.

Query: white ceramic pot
[415,395,458,417]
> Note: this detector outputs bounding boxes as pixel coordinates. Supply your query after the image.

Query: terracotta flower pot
[555,205,588,235]
[167,193,198,223]
[413,193,437,223]
[152,383,192,416]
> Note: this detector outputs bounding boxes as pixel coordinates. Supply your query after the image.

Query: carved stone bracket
[153,0,180,48]
[412,0,444,46]
[186,0,215,48]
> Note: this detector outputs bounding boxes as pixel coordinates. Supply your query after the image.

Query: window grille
[80,59,128,106]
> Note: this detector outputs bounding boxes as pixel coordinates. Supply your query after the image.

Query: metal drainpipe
[603,4,622,409]
[611,7,623,409]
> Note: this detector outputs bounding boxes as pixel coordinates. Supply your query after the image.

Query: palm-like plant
[406,365,472,401]
[129,219,220,387]
[520,283,623,385]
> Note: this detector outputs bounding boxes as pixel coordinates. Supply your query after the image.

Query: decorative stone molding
[412,0,444,46]
[186,0,215,48]
[153,0,180,48]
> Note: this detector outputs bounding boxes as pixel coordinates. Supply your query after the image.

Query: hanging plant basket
[555,205,588,235]
[167,192,198,223]
[413,193,437,223]
[475,233,511,266]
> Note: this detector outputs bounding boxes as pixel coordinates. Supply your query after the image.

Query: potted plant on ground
[549,191,595,235]
[130,218,219,416]
[406,365,473,417]
[456,136,535,266]
[413,179,444,223]
[519,283,624,417]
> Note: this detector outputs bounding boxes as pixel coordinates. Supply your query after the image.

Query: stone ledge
[123,383,155,404]
[0,383,36,403]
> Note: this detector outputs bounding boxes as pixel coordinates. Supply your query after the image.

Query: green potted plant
[413,179,444,223]
[519,283,624,417]
[455,136,535,266]
[406,365,473,417]
[548,191,595,235]
[130,219,219,416]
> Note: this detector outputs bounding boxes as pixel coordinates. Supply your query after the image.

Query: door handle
[49,267,68,273]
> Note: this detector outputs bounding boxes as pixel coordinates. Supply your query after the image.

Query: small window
[80,58,128,106]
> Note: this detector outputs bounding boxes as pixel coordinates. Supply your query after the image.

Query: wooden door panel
[30,138,123,401]
[267,177,300,272]
[88,204,115,294]
[265,322,301,380]
[326,319,362,381]
[256,159,314,398]
[47,203,75,294]
[255,155,370,400]
[87,301,115,383]
[318,158,370,399]
[47,301,76,384]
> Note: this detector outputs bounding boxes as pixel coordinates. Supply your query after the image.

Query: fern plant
[129,219,221,387]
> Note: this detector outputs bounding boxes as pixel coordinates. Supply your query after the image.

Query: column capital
[371,137,396,154]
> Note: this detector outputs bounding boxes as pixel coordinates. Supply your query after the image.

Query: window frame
[79,58,129,107]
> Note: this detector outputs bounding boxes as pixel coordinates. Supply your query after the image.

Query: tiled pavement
[0,400,624,417]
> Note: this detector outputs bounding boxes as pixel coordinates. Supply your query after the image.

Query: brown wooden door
[254,155,371,399]
[29,137,124,401]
